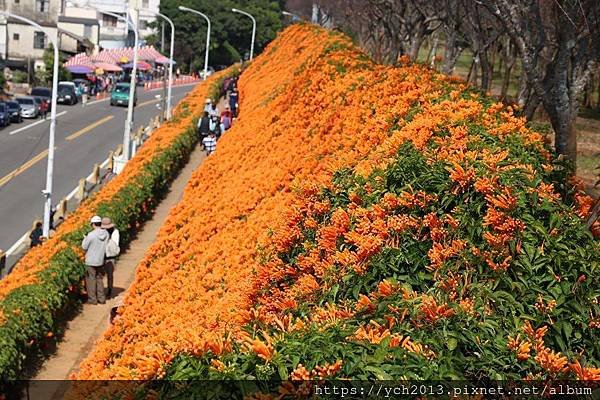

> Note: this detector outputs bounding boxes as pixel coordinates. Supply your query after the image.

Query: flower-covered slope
[77,24,599,382]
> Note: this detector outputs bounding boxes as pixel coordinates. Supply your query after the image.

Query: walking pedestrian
[102,217,120,299]
[197,111,211,138]
[82,85,89,107]
[204,98,213,114]
[82,215,109,305]
[221,105,232,131]
[209,103,219,118]
[229,89,239,117]
[39,99,49,120]
[29,221,43,248]
[202,131,217,155]
[209,115,222,138]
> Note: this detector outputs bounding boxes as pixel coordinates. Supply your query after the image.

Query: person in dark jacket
[229,89,239,117]
[29,222,43,248]
[197,111,211,138]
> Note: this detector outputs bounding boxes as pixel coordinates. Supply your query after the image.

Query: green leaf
[447,338,458,351]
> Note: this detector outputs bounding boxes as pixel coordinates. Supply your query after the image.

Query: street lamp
[178,6,210,81]
[282,11,301,21]
[139,8,175,119]
[75,2,138,163]
[231,8,256,61]
[0,11,59,238]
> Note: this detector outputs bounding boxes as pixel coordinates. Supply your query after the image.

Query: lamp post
[282,11,301,21]
[231,8,256,61]
[178,6,210,80]
[138,9,175,119]
[77,2,138,162]
[0,12,59,238]
[105,10,137,162]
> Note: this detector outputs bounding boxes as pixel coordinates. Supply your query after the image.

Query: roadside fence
[0,115,163,277]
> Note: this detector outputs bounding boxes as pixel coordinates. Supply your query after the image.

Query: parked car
[110,82,137,106]
[57,83,78,105]
[30,86,52,111]
[5,101,23,123]
[0,102,11,127]
[16,97,39,119]
[58,81,81,103]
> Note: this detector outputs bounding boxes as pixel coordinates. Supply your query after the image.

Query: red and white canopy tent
[64,45,170,73]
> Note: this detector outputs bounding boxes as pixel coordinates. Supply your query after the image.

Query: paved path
[26,143,207,400]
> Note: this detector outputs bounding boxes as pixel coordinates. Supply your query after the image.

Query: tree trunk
[500,61,514,100]
[480,51,494,92]
[524,93,540,121]
[546,104,578,164]
[467,54,479,84]
[408,25,427,62]
[517,70,530,108]
[428,33,439,67]
[583,81,593,109]
[597,77,600,109]
[442,30,462,75]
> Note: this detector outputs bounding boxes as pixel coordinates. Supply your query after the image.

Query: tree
[42,44,71,85]
[158,0,283,70]
[484,0,600,165]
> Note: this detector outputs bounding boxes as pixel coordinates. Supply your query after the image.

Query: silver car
[16,96,39,119]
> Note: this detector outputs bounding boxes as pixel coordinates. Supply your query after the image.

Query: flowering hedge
[75,24,598,391]
[0,74,222,383]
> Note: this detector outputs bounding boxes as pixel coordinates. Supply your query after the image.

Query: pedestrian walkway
[24,96,232,400]
[26,144,207,400]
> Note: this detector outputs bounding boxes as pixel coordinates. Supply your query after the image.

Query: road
[0,83,196,252]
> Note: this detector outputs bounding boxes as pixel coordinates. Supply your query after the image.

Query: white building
[85,0,159,49]
[0,0,159,74]
[0,0,99,72]
[0,0,63,70]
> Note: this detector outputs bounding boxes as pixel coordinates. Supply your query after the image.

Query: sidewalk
[26,143,207,400]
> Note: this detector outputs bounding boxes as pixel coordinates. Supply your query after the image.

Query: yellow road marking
[137,98,160,107]
[0,149,49,188]
[65,115,114,141]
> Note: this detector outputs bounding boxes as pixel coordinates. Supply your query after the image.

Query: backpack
[106,231,120,258]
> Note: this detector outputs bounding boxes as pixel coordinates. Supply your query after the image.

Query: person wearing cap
[208,103,219,118]
[102,217,120,299]
[82,216,109,304]
[221,105,232,131]
[203,98,213,114]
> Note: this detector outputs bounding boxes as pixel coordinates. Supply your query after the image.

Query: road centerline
[0,149,50,188]
[65,115,114,141]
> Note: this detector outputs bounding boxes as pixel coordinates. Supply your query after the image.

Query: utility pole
[161,21,165,52]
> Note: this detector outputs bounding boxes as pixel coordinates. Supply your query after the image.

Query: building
[58,7,100,54]
[0,0,157,74]
[0,0,62,70]
[86,0,159,49]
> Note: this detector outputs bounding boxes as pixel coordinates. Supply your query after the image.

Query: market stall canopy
[121,61,152,71]
[66,64,94,74]
[155,56,176,65]
[93,62,123,72]
[65,45,168,70]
